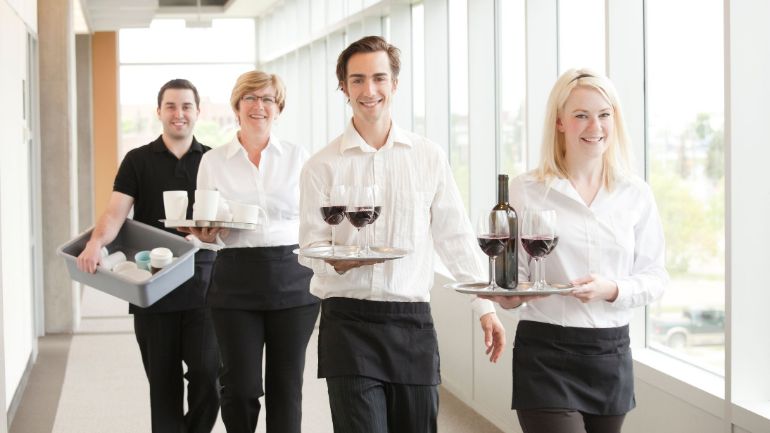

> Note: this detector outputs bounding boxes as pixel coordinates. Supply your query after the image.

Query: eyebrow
[348,72,390,79]
[571,107,612,113]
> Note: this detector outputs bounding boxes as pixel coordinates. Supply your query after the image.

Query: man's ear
[392,78,398,93]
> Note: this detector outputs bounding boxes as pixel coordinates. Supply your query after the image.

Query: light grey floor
[10,287,503,433]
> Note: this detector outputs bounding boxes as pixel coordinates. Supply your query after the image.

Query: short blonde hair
[535,68,633,190]
[230,70,286,113]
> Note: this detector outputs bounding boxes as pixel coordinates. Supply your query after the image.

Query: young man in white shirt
[298,36,505,433]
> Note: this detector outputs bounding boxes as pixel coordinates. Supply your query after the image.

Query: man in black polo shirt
[77,79,220,433]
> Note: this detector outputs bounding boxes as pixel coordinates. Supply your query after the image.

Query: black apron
[207,245,319,310]
[318,298,440,386]
[512,320,635,416]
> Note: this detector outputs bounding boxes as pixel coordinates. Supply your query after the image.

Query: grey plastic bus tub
[57,219,199,307]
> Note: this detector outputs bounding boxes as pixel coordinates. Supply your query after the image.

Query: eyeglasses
[241,94,277,106]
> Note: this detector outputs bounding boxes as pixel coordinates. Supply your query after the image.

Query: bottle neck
[497,178,509,205]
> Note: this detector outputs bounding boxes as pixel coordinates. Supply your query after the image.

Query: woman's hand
[477,294,549,309]
[569,273,619,303]
[184,227,222,243]
[325,259,387,275]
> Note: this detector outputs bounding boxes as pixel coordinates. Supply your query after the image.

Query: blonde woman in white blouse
[482,69,668,433]
[193,71,319,433]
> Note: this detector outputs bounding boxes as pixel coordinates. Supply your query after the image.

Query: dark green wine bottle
[493,174,518,289]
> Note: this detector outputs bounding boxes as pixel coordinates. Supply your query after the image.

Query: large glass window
[412,3,425,136]
[497,0,526,177]
[119,19,255,157]
[448,0,470,209]
[558,0,605,73]
[646,0,725,375]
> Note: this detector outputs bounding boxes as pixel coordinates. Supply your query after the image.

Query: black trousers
[211,302,320,433]
[326,376,439,433]
[517,409,626,433]
[133,308,220,433]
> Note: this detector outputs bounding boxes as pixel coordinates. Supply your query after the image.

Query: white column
[467,0,496,217]
[727,0,770,426]
[424,0,450,153]
[525,0,558,168]
[389,3,413,129]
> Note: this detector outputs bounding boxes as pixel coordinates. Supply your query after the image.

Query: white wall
[0,0,36,416]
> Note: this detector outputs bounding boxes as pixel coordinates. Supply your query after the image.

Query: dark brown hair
[335,35,401,89]
[157,79,200,109]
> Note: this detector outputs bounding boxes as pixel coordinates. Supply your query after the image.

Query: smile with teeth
[248,113,268,120]
[359,99,382,107]
[581,136,604,143]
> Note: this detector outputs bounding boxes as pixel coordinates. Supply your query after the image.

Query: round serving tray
[445,281,574,296]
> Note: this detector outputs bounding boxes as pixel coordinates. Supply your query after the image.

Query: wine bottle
[493,174,518,289]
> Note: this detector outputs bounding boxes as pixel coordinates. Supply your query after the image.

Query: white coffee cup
[100,251,127,271]
[230,201,267,224]
[163,191,189,221]
[112,261,138,274]
[150,247,174,274]
[193,190,220,221]
[121,268,152,282]
[216,200,233,222]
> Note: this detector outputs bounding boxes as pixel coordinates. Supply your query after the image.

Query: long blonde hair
[535,68,633,190]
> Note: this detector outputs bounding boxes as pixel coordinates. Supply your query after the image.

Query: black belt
[318,298,440,386]
[512,320,635,415]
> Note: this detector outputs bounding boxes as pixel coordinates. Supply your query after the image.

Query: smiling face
[341,51,398,126]
[157,88,199,141]
[557,86,614,161]
[237,85,278,135]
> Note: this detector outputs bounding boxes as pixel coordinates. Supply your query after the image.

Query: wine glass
[476,210,511,290]
[365,184,382,254]
[345,186,375,256]
[320,185,346,256]
[520,209,558,290]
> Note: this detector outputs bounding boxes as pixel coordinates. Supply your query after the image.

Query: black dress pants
[211,302,320,433]
[517,409,626,433]
[133,308,220,433]
[326,375,439,433]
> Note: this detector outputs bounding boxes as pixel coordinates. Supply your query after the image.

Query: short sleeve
[113,150,139,198]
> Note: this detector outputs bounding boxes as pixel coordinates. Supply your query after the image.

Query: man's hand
[479,312,506,363]
[569,274,619,303]
[77,240,103,274]
[325,259,386,275]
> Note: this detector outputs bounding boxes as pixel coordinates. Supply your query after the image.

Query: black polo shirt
[114,135,215,314]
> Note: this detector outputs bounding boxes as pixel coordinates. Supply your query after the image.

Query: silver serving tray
[445,281,574,296]
[294,245,409,262]
[161,219,258,230]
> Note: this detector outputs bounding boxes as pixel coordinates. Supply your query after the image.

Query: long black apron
[318,298,440,386]
[512,320,635,416]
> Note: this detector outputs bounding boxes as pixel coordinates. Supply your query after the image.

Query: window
[412,3,425,136]
[645,0,725,375]
[448,0,469,209]
[558,0,605,74]
[497,0,526,177]
[119,19,255,157]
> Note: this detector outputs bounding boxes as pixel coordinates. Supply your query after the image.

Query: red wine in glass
[321,206,346,225]
[477,235,508,257]
[520,235,559,258]
[345,207,375,228]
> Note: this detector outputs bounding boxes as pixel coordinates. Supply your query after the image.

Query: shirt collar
[225,132,283,160]
[151,135,204,154]
[339,119,413,154]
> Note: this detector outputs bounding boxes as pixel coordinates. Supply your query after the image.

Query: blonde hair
[535,68,633,190]
[230,70,286,114]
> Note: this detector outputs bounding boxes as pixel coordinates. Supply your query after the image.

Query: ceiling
[79,0,279,32]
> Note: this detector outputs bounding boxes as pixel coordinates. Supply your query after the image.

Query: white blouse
[196,134,307,248]
[298,121,495,317]
[511,173,669,328]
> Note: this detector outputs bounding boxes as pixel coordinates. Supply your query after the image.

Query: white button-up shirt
[197,134,307,248]
[511,173,669,328]
[298,121,495,316]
